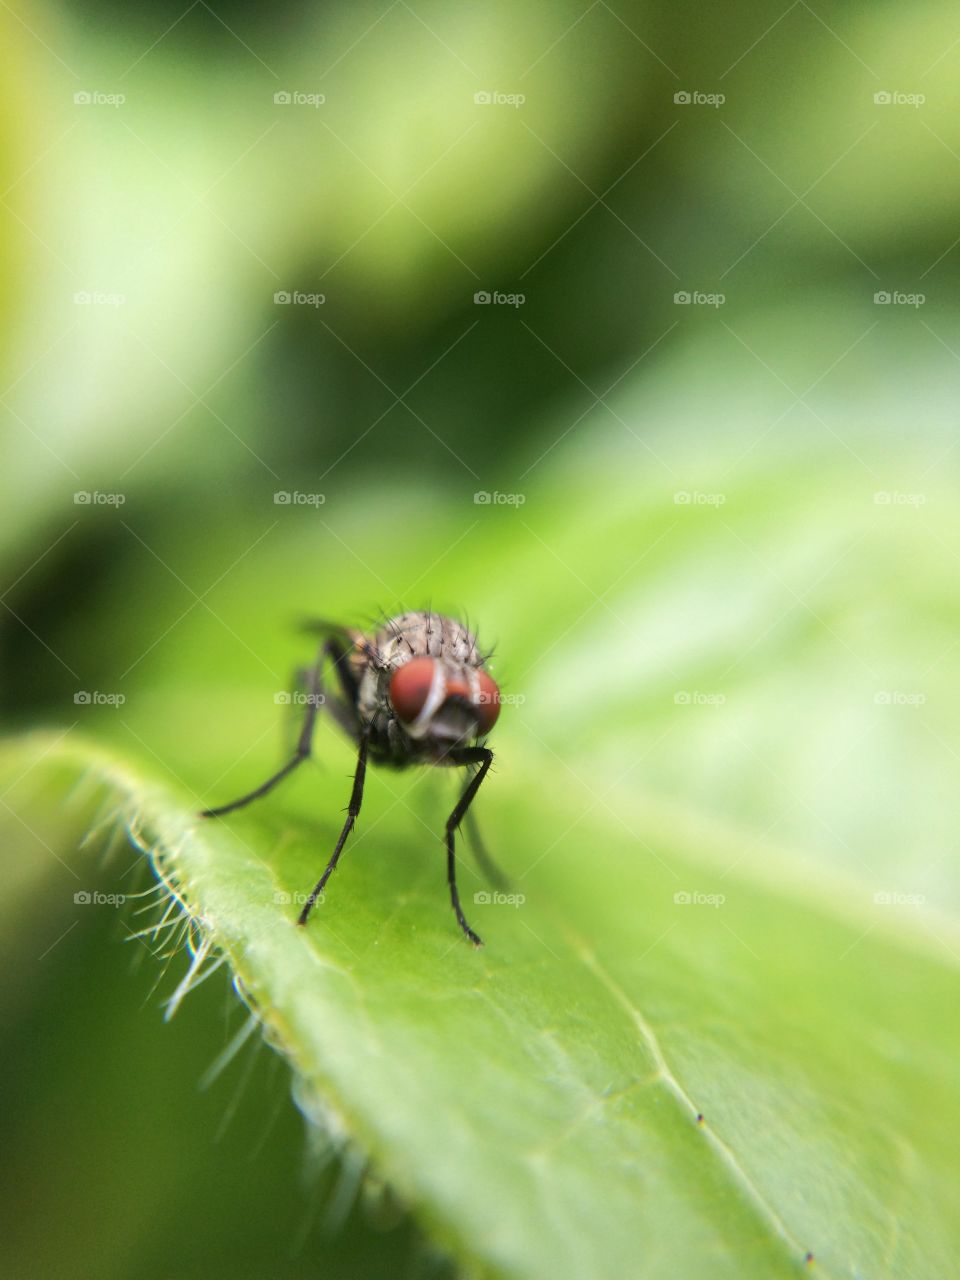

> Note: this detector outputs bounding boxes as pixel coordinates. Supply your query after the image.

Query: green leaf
[3,446,957,1280]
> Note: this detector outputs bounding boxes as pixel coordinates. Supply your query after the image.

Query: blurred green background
[2,0,960,1276]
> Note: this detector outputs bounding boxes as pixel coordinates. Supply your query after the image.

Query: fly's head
[388,654,500,748]
[369,612,501,753]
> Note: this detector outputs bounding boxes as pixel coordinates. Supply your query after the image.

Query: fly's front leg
[297,728,370,927]
[200,648,325,818]
[444,746,494,946]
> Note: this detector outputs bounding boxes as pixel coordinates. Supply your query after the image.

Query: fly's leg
[283,665,313,756]
[297,729,370,927]
[444,746,494,946]
[464,802,509,891]
[322,635,362,739]
[199,648,325,817]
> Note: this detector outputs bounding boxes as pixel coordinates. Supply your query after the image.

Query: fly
[200,611,504,946]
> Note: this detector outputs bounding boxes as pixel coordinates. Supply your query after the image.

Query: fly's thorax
[356,663,383,729]
[375,612,483,667]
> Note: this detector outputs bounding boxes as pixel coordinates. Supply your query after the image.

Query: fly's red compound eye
[475,670,501,733]
[389,657,436,723]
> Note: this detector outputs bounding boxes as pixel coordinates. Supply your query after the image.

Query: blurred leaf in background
[2,0,960,1277]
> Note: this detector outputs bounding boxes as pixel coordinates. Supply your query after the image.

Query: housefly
[200,611,503,945]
